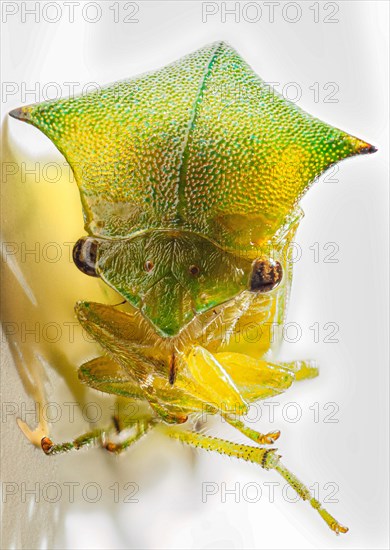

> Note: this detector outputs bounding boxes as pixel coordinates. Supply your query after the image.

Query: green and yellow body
[10,41,376,534]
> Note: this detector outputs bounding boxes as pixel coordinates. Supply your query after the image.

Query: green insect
[10,41,376,534]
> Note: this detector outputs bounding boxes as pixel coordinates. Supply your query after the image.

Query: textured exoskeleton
[10,41,376,533]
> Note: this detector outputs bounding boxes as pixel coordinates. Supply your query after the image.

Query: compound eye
[250,257,283,293]
[72,237,100,277]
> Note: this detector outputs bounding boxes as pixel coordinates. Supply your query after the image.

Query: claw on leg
[274,460,349,534]
[258,430,281,444]
[102,419,154,454]
[165,426,348,535]
[104,441,120,453]
[39,429,104,455]
[41,436,54,455]
[309,497,348,534]
[39,419,155,456]
[223,414,281,445]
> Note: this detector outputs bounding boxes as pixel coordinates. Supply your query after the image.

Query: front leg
[41,418,155,455]
[41,428,106,455]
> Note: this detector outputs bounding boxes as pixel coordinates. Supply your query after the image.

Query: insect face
[9,41,377,534]
[72,230,283,337]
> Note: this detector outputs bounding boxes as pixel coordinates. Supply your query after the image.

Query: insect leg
[164,427,348,535]
[103,418,156,455]
[221,414,280,445]
[216,360,319,443]
[41,418,156,456]
[274,459,348,534]
[41,428,107,455]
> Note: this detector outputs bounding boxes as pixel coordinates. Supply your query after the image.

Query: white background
[1,1,389,549]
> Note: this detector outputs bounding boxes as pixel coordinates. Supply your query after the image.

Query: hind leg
[164,425,348,535]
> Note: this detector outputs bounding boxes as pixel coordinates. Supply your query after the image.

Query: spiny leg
[41,418,155,456]
[164,426,348,535]
[274,459,348,535]
[218,359,319,444]
[222,413,280,445]
[221,360,318,445]
[208,355,318,444]
[104,418,155,455]
[41,427,107,455]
